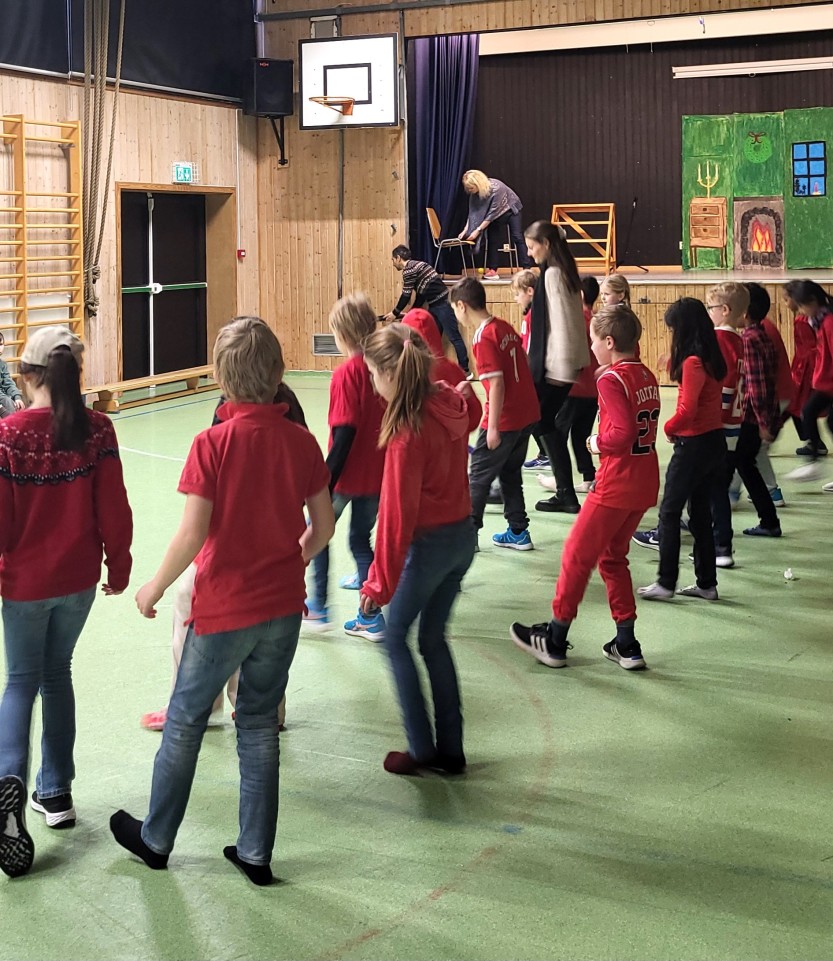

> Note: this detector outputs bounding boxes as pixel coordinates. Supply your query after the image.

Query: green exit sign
[172,162,196,184]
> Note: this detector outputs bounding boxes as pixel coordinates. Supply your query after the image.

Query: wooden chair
[426,207,474,277]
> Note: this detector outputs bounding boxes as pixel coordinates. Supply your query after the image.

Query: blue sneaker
[523,455,550,470]
[339,572,361,590]
[303,602,331,631]
[344,609,386,642]
[492,528,534,551]
[631,528,659,550]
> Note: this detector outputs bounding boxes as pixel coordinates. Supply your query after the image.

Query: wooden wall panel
[259,14,405,370]
[0,72,259,385]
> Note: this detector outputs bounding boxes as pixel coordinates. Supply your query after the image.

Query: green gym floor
[2,373,831,961]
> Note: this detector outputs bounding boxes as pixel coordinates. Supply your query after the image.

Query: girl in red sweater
[639,299,727,603]
[786,281,833,483]
[783,281,822,454]
[0,327,132,878]
[358,324,476,776]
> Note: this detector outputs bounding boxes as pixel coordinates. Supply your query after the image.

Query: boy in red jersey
[111,318,335,886]
[450,277,540,551]
[510,305,659,670]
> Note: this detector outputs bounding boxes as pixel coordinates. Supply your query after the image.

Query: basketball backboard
[299,34,399,130]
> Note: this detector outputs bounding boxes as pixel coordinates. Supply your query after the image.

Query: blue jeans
[311,493,378,607]
[141,613,301,865]
[429,299,470,373]
[383,518,476,761]
[0,588,96,798]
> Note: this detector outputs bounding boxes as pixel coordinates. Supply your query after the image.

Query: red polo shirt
[179,401,330,634]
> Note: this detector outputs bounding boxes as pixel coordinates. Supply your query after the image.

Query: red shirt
[665,356,724,437]
[590,360,660,511]
[472,316,539,431]
[761,317,793,405]
[520,306,532,353]
[789,314,817,416]
[0,408,133,601]
[328,354,385,496]
[715,327,745,436]
[812,310,833,395]
[179,402,330,634]
[362,386,471,608]
[569,307,599,399]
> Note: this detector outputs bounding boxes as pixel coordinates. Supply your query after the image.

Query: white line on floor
[120,446,186,463]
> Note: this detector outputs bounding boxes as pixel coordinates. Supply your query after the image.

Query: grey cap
[20,326,84,367]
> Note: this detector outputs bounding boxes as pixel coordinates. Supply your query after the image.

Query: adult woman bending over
[459,170,533,278]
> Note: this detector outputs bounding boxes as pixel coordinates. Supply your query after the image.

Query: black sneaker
[796,443,827,456]
[30,791,76,829]
[0,775,34,877]
[535,495,580,514]
[602,640,647,670]
[510,622,570,668]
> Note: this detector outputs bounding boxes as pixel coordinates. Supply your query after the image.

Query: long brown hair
[524,220,581,294]
[362,324,434,447]
[20,347,90,451]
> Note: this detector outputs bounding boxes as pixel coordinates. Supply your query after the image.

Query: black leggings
[801,390,833,458]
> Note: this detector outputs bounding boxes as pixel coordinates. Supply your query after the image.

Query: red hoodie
[402,308,482,432]
[812,310,833,395]
[361,384,471,608]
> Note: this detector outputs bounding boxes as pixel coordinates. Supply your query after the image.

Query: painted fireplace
[733,197,785,270]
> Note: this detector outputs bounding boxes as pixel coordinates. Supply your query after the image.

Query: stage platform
[442,267,833,386]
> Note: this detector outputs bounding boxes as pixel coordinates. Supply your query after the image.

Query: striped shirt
[393,260,449,316]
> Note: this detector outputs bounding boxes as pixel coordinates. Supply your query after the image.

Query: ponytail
[363,324,434,446]
[20,346,90,451]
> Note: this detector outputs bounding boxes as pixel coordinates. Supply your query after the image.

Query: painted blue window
[793,142,826,197]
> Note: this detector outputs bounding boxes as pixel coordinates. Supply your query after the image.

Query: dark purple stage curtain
[411,34,480,269]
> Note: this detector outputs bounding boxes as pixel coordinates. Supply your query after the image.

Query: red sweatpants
[552,495,646,625]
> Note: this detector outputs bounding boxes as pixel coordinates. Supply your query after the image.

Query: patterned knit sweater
[0,407,133,600]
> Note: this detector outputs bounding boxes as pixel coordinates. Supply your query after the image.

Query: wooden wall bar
[0,73,259,384]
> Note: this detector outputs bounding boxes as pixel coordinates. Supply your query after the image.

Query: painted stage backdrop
[682,107,833,270]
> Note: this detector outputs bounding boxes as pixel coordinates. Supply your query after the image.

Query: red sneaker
[140,708,167,731]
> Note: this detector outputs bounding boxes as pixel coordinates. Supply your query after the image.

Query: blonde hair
[362,323,434,447]
[509,269,538,294]
[600,273,632,307]
[462,169,491,198]
[708,281,750,320]
[329,292,377,350]
[213,316,284,403]
[591,304,642,353]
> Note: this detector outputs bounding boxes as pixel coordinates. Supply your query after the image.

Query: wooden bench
[85,364,216,412]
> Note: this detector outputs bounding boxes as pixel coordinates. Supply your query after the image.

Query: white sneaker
[715,553,735,569]
[677,584,719,601]
[785,462,824,482]
[575,480,594,493]
[536,473,557,492]
[823,481,833,493]
[637,582,674,600]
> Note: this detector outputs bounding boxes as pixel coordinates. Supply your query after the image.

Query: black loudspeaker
[244,59,294,117]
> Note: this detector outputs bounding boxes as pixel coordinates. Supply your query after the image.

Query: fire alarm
[237,249,247,260]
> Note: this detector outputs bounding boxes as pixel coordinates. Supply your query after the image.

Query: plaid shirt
[742,321,780,435]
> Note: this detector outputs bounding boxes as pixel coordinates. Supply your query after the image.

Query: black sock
[223,845,274,886]
[615,619,638,652]
[109,810,168,870]
[547,618,570,648]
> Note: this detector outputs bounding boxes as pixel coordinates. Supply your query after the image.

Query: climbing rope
[82,0,126,318]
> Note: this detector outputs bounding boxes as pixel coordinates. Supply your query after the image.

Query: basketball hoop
[309,95,355,116]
